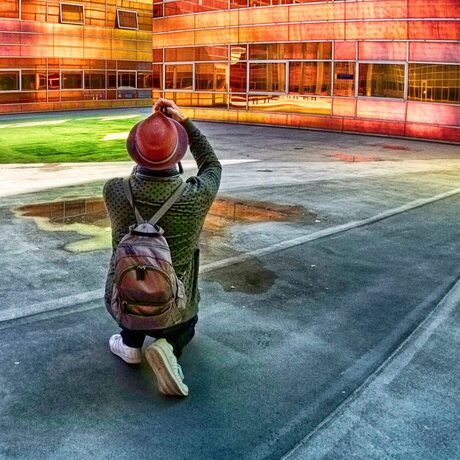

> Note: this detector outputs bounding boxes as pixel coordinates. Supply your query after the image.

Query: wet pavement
[0,108,459,459]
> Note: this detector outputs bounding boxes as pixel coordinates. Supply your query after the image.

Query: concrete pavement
[0,109,459,459]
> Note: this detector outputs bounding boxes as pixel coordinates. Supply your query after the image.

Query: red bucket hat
[126,111,188,170]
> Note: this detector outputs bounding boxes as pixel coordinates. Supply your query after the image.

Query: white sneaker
[145,338,189,397]
[109,334,142,364]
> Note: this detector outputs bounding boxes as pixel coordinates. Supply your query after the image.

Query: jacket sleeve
[182,119,222,202]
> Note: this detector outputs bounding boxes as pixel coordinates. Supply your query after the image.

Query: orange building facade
[1,1,459,141]
[0,0,154,112]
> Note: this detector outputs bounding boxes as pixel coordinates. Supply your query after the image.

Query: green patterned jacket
[103,119,222,327]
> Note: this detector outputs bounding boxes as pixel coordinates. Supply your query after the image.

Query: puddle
[368,143,412,151]
[202,258,277,295]
[14,196,310,256]
[14,198,111,253]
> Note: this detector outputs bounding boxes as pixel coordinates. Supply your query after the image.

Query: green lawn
[0,115,145,163]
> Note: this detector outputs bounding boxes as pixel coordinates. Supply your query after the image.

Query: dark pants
[121,316,198,358]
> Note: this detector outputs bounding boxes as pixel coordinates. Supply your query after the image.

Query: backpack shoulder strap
[148,182,187,226]
[123,177,144,224]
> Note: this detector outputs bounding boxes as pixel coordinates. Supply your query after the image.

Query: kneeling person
[103,98,221,396]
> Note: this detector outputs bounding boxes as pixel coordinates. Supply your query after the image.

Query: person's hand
[153,98,188,123]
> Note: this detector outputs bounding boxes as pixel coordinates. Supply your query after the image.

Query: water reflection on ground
[14,196,309,254]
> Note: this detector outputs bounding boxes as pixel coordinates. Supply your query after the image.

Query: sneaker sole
[145,346,189,397]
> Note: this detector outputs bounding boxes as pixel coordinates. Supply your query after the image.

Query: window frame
[0,70,21,92]
[356,61,407,100]
[116,9,139,30]
[59,2,85,25]
[288,60,333,97]
[60,70,84,90]
[163,62,195,92]
[247,60,287,95]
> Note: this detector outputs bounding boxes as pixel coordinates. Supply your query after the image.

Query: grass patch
[0,115,144,163]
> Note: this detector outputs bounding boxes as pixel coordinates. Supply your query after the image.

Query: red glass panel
[359,42,407,61]
[408,0,460,19]
[332,98,356,117]
[409,42,460,64]
[409,21,460,40]
[346,21,408,40]
[289,22,345,41]
[345,0,407,20]
[357,99,406,122]
[334,42,356,60]
[406,102,460,125]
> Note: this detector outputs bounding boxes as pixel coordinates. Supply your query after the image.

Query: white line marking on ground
[200,187,460,273]
[1,186,459,325]
[102,132,130,141]
[0,120,68,129]
[281,279,460,460]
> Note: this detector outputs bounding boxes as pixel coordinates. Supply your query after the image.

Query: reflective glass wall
[0,0,153,112]
[152,0,460,142]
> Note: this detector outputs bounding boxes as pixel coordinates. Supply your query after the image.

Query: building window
[117,9,138,30]
[358,63,405,99]
[118,71,136,88]
[408,64,460,104]
[165,64,193,90]
[334,62,355,97]
[289,62,331,96]
[62,71,83,89]
[137,72,153,89]
[249,43,332,61]
[21,71,47,91]
[0,71,20,91]
[48,72,60,90]
[0,0,19,19]
[60,3,84,24]
[249,63,286,93]
[196,63,228,91]
[85,72,106,89]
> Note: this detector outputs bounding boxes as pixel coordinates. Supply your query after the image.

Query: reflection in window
[62,71,83,89]
[196,63,228,91]
[249,63,286,92]
[0,71,20,91]
[0,0,19,19]
[230,62,247,92]
[116,9,138,30]
[250,42,332,60]
[60,3,84,24]
[85,72,106,89]
[137,72,153,89]
[289,62,331,96]
[334,62,355,97]
[152,65,162,90]
[165,64,193,90]
[118,72,136,88]
[408,64,460,104]
[48,72,60,90]
[107,72,117,89]
[358,64,404,99]
[22,71,47,90]
[247,94,332,115]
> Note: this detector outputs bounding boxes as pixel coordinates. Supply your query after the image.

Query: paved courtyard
[0,109,459,459]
